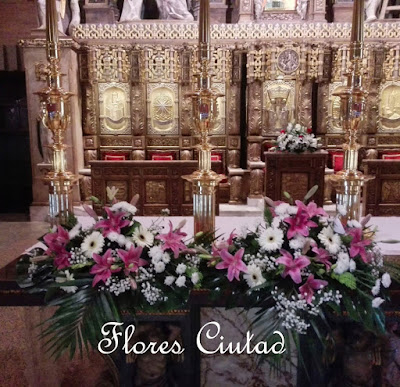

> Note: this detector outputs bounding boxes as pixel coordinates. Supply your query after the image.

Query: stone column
[237,0,254,23]
[21,37,83,220]
[310,0,327,22]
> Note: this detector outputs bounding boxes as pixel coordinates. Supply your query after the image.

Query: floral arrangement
[275,122,320,153]
[17,188,397,374]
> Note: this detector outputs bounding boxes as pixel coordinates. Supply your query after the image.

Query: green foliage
[331,272,357,290]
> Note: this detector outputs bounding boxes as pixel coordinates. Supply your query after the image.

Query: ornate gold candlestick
[183,0,224,235]
[331,0,373,222]
[35,0,78,226]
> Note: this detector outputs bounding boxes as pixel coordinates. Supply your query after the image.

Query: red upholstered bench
[102,151,130,161]
[381,152,400,160]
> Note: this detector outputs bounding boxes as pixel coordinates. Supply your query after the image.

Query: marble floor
[0,221,48,266]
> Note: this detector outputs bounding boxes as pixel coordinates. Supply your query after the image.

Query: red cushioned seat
[382,153,400,160]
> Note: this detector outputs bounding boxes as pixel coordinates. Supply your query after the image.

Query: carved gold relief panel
[378,82,400,132]
[281,172,309,201]
[262,79,296,135]
[91,47,131,83]
[147,83,179,135]
[210,82,226,135]
[99,83,131,135]
[145,181,167,203]
[327,82,345,133]
[382,181,400,203]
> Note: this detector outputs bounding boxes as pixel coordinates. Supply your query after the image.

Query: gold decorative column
[331,0,373,223]
[35,0,78,226]
[183,0,224,235]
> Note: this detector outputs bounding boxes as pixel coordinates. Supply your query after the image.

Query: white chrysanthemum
[318,227,342,254]
[56,270,77,294]
[271,217,282,229]
[243,264,266,289]
[154,261,165,273]
[176,263,187,275]
[258,227,284,252]
[347,220,362,229]
[117,234,126,246]
[149,245,164,261]
[372,297,385,308]
[289,235,306,250]
[162,253,171,264]
[110,201,137,215]
[382,273,391,288]
[81,231,105,258]
[349,259,356,272]
[164,276,175,286]
[337,204,347,216]
[372,279,381,296]
[107,232,119,242]
[275,203,290,217]
[334,252,350,274]
[288,206,299,215]
[68,223,82,239]
[176,275,186,287]
[191,272,200,285]
[131,226,154,248]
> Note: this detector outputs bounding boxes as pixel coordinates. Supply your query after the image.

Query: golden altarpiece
[20,3,400,216]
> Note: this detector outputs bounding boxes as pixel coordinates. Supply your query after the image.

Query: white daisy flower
[257,227,284,252]
[372,297,385,308]
[81,231,105,258]
[176,263,187,275]
[164,276,175,286]
[131,226,154,248]
[110,201,137,215]
[176,275,186,287]
[318,227,342,254]
[191,272,200,285]
[56,270,77,294]
[154,261,165,273]
[382,273,391,288]
[243,264,266,289]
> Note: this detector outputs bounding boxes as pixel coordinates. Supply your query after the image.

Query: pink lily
[156,221,187,258]
[284,207,318,239]
[295,200,327,218]
[299,275,328,304]
[348,228,372,263]
[276,249,310,284]
[117,245,147,275]
[44,225,69,254]
[90,249,121,287]
[312,246,332,270]
[216,248,247,282]
[212,231,236,257]
[94,207,130,237]
[53,246,71,270]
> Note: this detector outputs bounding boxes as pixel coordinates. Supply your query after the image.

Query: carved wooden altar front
[90,160,221,216]
[264,151,327,206]
[363,160,400,216]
